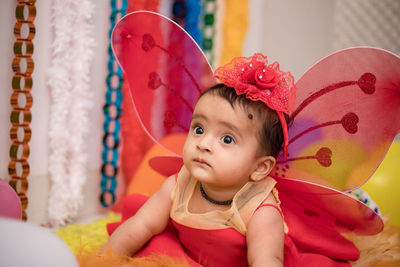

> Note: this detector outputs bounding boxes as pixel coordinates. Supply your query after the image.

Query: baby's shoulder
[159,175,177,196]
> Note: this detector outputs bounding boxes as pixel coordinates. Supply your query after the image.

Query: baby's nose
[197,137,213,153]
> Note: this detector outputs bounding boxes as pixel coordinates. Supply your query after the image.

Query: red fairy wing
[277,47,400,191]
[111,11,216,155]
[278,177,382,262]
[149,155,183,177]
[275,176,383,236]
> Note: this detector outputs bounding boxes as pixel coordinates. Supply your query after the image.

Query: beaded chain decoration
[100,0,128,207]
[9,0,37,221]
[202,0,216,66]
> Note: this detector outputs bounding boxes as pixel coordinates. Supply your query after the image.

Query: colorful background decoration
[9,0,36,221]
[0,0,399,266]
[100,0,128,208]
[46,0,96,226]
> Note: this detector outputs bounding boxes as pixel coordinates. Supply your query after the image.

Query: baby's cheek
[223,155,251,174]
[181,142,191,165]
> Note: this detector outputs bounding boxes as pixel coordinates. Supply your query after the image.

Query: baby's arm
[102,175,176,256]
[246,193,285,267]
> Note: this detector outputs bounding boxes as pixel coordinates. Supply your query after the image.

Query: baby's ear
[250,156,276,182]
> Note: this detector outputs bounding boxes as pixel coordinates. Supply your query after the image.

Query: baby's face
[182,93,262,190]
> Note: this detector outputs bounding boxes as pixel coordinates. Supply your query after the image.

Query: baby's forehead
[194,93,265,126]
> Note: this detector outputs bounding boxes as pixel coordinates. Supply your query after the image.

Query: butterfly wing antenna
[111,11,216,156]
[278,47,400,191]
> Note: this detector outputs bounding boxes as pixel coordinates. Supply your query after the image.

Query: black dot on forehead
[248,114,253,120]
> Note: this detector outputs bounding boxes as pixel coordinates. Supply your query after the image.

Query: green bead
[204,14,214,25]
[203,38,213,50]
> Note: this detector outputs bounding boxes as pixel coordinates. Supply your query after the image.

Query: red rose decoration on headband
[241,61,279,90]
[214,53,296,115]
[214,53,296,158]
[255,65,280,89]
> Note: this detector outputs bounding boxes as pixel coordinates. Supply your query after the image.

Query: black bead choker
[199,183,232,206]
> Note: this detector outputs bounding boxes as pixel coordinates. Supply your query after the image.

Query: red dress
[107,170,358,266]
[108,193,249,266]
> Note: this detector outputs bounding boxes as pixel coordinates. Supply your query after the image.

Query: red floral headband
[214,53,296,158]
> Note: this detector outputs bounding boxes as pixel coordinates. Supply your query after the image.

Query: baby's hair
[198,83,290,158]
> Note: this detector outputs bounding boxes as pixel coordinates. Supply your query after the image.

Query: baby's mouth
[193,158,211,167]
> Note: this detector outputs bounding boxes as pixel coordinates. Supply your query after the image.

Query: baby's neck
[198,179,249,204]
[188,182,233,214]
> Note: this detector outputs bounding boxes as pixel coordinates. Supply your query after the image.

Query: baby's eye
[221,135,235,144]
[193,125,204,135]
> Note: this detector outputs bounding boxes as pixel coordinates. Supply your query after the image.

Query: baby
[103,53,295,267]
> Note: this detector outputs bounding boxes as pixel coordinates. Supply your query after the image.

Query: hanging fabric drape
[220,0,249,65]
